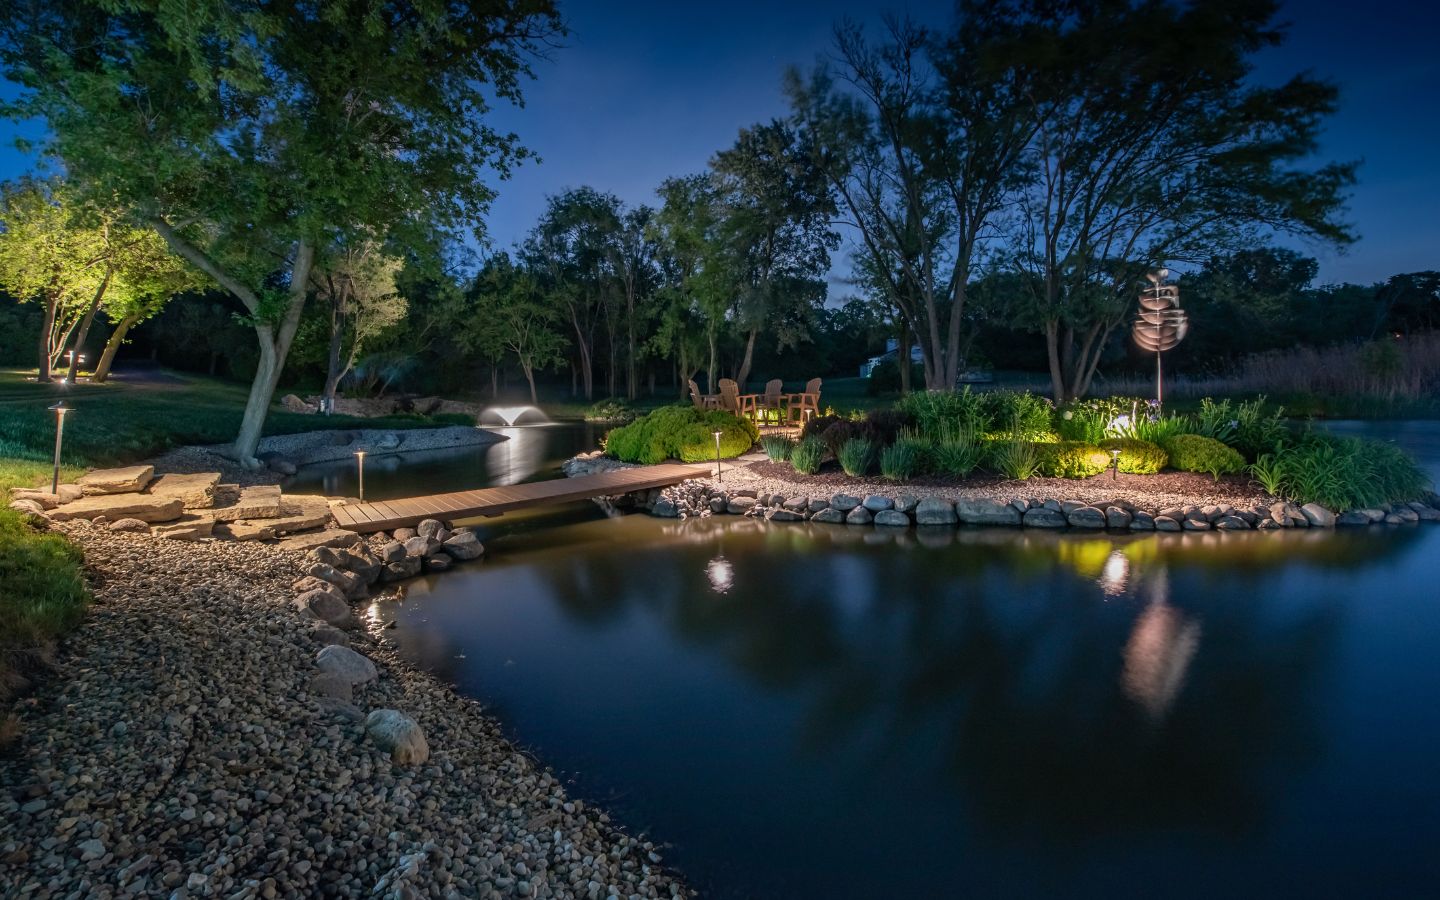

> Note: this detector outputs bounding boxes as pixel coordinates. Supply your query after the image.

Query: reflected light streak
[1099,550,1130,596]
[706,556,735,594]
[1122,570,1201,720]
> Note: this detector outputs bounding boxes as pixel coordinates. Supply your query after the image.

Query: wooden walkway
[330,462,713,533]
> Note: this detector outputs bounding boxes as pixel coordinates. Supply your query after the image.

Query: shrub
[879,436,926,481]
[1160,434,1247,480]
[931,422,983,477]
[1099,437,1168,475]
[866,357,925,395]
[897,388,986,439]
[583,398,638,423]
[979,390,1054,438]
[837,437,876,477]
[605,406,758,464]
[1261,433,1431,509]
[990,439,1041,481]
[1129,411,1191,444]
[789,436,826,475]
[1056,401,1112,443]
[1229,396,1291,460]
[1035,441,1111,478]
[816,408,910,457]
[760,434,794,462]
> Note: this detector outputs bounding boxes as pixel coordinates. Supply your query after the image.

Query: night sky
[2,0,1435,288]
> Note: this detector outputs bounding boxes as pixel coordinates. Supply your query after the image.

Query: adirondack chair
[787,378,822,424]
[688,379,714,410]
[717,379,742,415]
[758,379,784,425]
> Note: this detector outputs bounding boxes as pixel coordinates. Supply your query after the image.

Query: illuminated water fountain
[478,404,551,427]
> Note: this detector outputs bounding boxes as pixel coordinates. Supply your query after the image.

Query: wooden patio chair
[717,378,742,416]
[787,378,822,424]
[758,379,784,425]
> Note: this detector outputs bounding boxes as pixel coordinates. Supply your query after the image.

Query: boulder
[211,485,285,522]
[392,527,418,542]
[275,528,363,551]
[257,451,298,475]
[845,506,873,525]
[9,498,46,517]
[955,498,1020,526]
[381,557,423,581]
[708,496,727,514]
[307,562,366,599]
[280,393,315,413]
[1214,515,1251,531]
[1393,507,1420,523]
[145,472,222,509]
[403,535,434,558]
[308,624,349,647]
[264,495,334,534]
[810,508,845,524]
[294,590,356,628]
[378,541,408,563]
[1154,516,1182,532]
[49,494,183,523]
[212,521,276,542]
[652,498,679,518]
[862,495,894,513]
[152,515,215,540]
[726,497,758,515]
[766,508,805,522]
[1022,507,1066,528]
[894,495,920,514]
[873,509,910,527]
[782,496,809,512]
[1182,517,1211,531]
[1105,506,1133,529]
[1300,503,1336,528]
[807,498,830,514]
[291,577,347,604]
[1067,506,1107,529]
[77,465,154,496]
[340,548,384,583]
[376,432,402,451]
[363,709,429,765]
[315,645,377,685]
[1335,511,1371,526]
[915,497,958,526]
[416,518,446,540]
[10,489,60,509]
[1384,512,1406,525]
[830,494,862,512]
[1128,511,1156,531]
[108,518,151,534]
[1409,502,1440,522]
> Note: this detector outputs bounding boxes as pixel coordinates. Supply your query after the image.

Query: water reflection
[1121,570,1201,721]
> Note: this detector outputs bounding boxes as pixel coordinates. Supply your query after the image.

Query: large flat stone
[146,472,222,509]
[78,465,155,496]
[267,495,334,534]
[211,485,284,522]
[152,514,215,540]
[49,493,184,523]
[275,528,363,551]
[212,521,276,541]
[955,498,1021,526]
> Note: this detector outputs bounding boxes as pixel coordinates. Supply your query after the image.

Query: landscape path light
[355,450,367,502]
[49,401,69,493]
[713,430,723,482]
[1110,448,1122,481]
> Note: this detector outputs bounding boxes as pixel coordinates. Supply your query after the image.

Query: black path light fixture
[1132,267,1189,410]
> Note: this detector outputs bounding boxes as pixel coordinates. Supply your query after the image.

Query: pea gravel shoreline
[0,521,687,900]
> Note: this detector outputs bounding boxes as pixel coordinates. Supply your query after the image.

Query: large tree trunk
[735,328,758,392]
[36,295,57,381]
[897,316,912,395]
[232,242,314,461]
[66,270,112,384]
[1045,320,1067,404]
[321,294,345,412]
[706,327,718,394]
[522,361,538,404]
[626,292,638,400]
[92,313,138,383]
[568,307,594,400]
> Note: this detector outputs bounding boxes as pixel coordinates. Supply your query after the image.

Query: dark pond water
[324,421,1440,898]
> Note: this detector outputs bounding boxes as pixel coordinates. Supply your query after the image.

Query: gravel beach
[0,521,686,899]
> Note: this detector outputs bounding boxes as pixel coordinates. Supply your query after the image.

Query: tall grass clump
[761,434,794,462]
[931,422,983,477]
[879,433,927,481]
[837,437,876,477]
[789,436,826,475]
[1259,433,1431,509]
[991,439,1041,481]
[897,387,987,437]
[979,390,1054,439]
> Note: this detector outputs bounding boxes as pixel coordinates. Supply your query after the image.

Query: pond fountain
[478,404,551,426]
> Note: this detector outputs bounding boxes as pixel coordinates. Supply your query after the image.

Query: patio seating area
[689,377,821,434]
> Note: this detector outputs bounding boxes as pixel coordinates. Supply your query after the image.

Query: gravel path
[0,522,686,899]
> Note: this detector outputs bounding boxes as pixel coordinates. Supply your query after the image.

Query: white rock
[315,645,377,685]
[364,709,430,765]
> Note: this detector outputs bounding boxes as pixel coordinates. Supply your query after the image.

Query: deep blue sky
[2,0,1436,287]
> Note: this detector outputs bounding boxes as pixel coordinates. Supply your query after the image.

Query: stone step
[212,485,284,522]
[49,493,184,523]
[77,465,155,496]
[275,528,362,551]
[145,472,223,509]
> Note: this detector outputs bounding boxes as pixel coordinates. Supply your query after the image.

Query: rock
[9,498,47,516]
[49,493,184,523]
[425,554,452,572]
[782,496,809,512]
[403,535,433,558]
[1393,507,1420,523]
[376,432,402,451]
[807,498,830,514]
[1182,517,1211,531]
[726,497,758,515]
[955,498,1020,526]
[1300,503,1336,528]
[830,494,862,512]
[1154,515,1182,532]
[340,548,384,583]
[372,541,404,564]
[392,527,417,541]
[1384,512,1406,524]
[915,497,958,526]
[310,672,354,702]
[765,508,805,522]
[1060,500,1085,515]
[10,489,61,509]
[416,518,445,540]
[280,393,315,413]
[152,514,215,540]
[212,521,276,541]
[292,575,347,600]
[309,624,349,646]
[145,472,222,508]
[708,496,727,513]
[1023,507,1066,528]
[257,451,298,475]
[1214,515,1251,530]
[845,506,873,525]
[862,495,894,512]
[892,495,919,514]
[107,517,151,534]
[212,485,285,522]
[77,839,106,862]
[364,710,430,765]
[1066,506,1107,528]
[810,507,845,524]
[275,528,363,551]
[1354,507,1384,523]
[1105,506,1133,529]
[1129,511,1156,530]
[652,498,679,517]
[315,645,377,685]
[381,557,423,581]
[1409,502,1440,522]
[1336,511,1371,526]
[873,509,910,527]
[307,562,367,599]
[264,495,334,534]
[77,465,154,495]
[311,546,347,567]
[294,590,356,627]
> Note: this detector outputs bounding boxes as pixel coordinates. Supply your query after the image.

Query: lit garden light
[49,401,69,493]
[1110,448,1122,481]
[713,430,723,482]
[354,450,367,501]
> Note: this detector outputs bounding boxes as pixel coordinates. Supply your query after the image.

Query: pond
[326,421,1440,897]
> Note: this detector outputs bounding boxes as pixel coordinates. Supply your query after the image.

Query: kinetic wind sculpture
[1132,267,1188,408]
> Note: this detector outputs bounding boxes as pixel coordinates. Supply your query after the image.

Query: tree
[1000,0,1355,400]
[652,175,735,393]
[458,254,565,404]
[3,0,562,461]
[612,205,658,399]
[312,241,408,410]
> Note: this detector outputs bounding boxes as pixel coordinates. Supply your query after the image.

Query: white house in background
[859,339,925,378]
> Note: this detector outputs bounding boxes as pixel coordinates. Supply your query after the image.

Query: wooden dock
[330,462,712,533]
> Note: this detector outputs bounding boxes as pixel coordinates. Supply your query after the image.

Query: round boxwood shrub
[1034,441,1111,478]
[1160,434,1246,480]
[1099,437,1168,475]
[604,406,758,464]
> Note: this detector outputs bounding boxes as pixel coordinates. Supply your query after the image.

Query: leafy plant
[837,437,876,477]
[979,390,1054,438]
[1160,434,1247,480]
[1035,441,1111,478]
[1248,452,1285,496]
[897,387,987,438]
[1056,402,1113,443]
[1128,411,1191,444]
[789,436,826,475]
[583,398,638,423]
[1099,437,1168,474]
[605,406,758,464]
[761,434,794,462]
[1191,398,1239,445]
[991,439,1041,481]
[931,422,983,477]
[1228,396,1291,459]
[1263,433,1431,509]
[879,436,926,481]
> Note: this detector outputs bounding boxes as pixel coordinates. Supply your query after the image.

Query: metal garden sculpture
[1132,267,1188,408]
